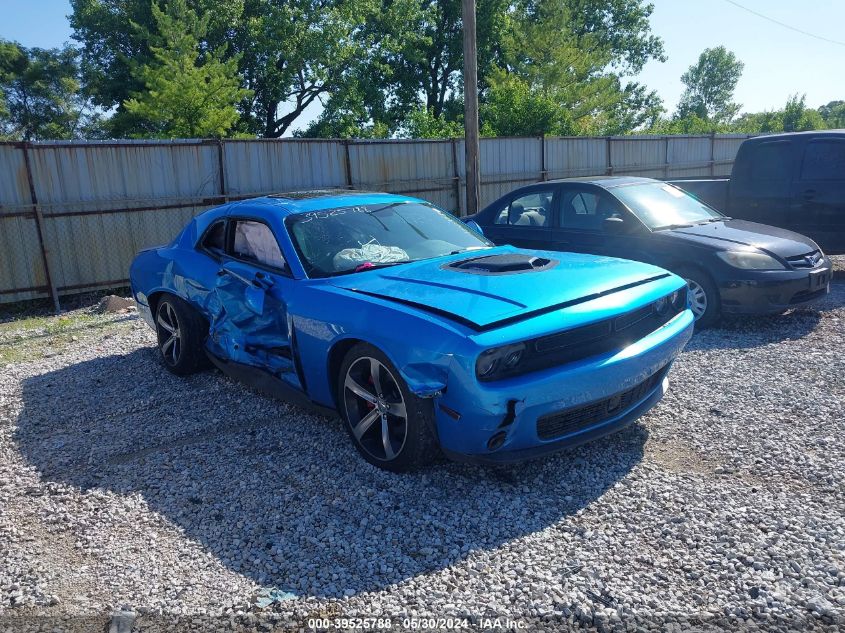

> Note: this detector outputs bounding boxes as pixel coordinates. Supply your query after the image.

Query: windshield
[612,183,724,230]
[286,201,492,277]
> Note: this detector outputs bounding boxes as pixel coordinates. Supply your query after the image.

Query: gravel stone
[0,268,843,631]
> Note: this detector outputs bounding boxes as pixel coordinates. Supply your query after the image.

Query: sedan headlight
[716,250,786,270]
[476,343,526,381]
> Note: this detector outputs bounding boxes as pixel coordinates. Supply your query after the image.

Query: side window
[200,220,226,257]
[801,140,845,181]
[493,190,554,227]
[750,141,792,182]
[559,189,619,231]
[231,220,287,270]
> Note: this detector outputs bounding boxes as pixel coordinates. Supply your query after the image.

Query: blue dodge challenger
[130,191,694,471]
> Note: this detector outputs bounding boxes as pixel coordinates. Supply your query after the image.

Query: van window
[750,141,792,181]
[801,140,845,181]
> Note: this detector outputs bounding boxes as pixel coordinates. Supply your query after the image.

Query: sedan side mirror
[464,219,484,236]
[603,216,626,234]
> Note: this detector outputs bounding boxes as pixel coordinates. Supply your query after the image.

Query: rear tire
[154,295,209,375]
[676,266,720,329]
[337,343,439,472]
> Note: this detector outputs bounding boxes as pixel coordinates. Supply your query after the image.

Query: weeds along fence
[0,134,751,307]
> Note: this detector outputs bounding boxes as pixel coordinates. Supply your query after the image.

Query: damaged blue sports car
[130,191,694,471]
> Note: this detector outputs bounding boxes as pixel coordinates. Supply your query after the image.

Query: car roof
[226,190,424,217]
[544,176,657,189]
[741,130,845,142]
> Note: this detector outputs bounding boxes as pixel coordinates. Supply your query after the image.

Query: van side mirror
[603,216,626,234]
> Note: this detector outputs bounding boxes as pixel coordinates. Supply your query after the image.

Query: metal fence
[0,133,751,307]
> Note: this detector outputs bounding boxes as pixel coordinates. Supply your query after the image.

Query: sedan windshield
[612,182,724,230]
[287,201,492,277]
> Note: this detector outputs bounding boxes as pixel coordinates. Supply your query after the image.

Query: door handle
[802,189,817,201]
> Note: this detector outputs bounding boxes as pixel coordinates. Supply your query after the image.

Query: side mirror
[244,284,265,314]
[603,216,626,234]
[465,219,484,236]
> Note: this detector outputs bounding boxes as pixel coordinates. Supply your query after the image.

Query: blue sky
[4,0,844,131]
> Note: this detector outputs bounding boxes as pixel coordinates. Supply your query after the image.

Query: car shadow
[14,347,647,600]
[693,281,845,351]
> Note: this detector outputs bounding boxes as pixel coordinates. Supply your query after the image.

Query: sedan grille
[536,366,667,441]
[786,250,823,269]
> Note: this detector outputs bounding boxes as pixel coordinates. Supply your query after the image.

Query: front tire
[676,267,720,329]
[155,295,209,375]
[338,343,439,472]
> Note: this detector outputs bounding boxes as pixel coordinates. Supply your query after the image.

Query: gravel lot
[1,271,844,632]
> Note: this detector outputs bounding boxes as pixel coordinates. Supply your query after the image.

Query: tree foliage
[121,0,250,138]
[677,46,744,124]
[0,40,99,140]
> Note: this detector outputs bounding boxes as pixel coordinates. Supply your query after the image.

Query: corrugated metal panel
[0,145,47,301]
[349,140,456,211]
[224,140,346,195]
[713,135,749,176]
[667,136,712,178]
[545,136,607,179]
[26,142,220,214]
[479,137,542,207]
[610,135,666,178]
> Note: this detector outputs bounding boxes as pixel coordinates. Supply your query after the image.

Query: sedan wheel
[686,278,708,320]
[677,267,720,329]
[343,356,408,462]
[156,301,182,366]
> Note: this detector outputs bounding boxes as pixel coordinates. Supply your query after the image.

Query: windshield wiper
[449,246,490,255]
[655,223,694,230]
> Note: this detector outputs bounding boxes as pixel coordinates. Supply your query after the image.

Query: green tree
[732,95,826,134]
[311,0,666,137]
[481,0,664,136]
[480,71,574,137]
[818,100,845,128]
[0,40,99,140]
[677,46,744,123]
[121,0,250,138]
[71,0,370,137]
[399,106,464,138]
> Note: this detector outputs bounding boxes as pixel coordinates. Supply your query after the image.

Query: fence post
[217,139,227,201]
[710,132,716,177]
[21,142,60,312]
[664,136,670,179]
[540,134,546,181]
[605,136,613,176]
[344,140,354,189]
[450,138,462,216]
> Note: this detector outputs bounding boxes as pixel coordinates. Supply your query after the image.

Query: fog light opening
[487,431,507,451]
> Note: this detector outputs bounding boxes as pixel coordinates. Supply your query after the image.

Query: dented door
[205,219,302,391]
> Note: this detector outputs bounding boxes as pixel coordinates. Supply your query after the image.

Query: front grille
[536,366,667,441]
[786,250,823,269]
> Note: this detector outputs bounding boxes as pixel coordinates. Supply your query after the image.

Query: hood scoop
[444,253,557,275]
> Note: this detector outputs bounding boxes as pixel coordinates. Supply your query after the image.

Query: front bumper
[719,260,832,314]
[433,309,694,462]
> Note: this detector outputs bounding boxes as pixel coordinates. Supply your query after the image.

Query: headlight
[670,287,688,311]
[476,343,526,381]
[716,250,786,270]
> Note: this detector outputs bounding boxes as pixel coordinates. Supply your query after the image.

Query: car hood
[667,219,819,257]
[329,246,672,331]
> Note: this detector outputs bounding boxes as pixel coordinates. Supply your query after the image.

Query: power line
[723,0,845,48]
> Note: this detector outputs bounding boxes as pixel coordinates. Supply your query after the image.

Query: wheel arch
[326,337,366,408]
[148,290,210,333]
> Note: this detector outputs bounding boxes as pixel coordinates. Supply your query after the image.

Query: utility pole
[461,0,480,217]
